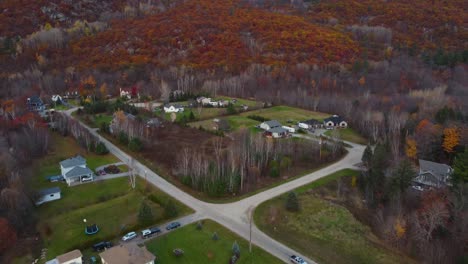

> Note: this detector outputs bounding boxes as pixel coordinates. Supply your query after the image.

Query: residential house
[413,159,453,188]
[201,97,212,105]
[120,88,131,99]
[100,243,156,264]
[298,119,322,130]
[27,96,46,112]
[259,120,281,131]
[208,101,219,107]
[217,100,230,107]
[163,104,184,113]
[213,119,230,131]
[51,95,63,104]
[281,126,296,133]
[46,249,83,264]
[60,155,94,186]
[323,115,347,129]
[35,187,61,206]
[265,127,289,138]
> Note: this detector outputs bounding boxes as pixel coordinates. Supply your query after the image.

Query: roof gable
[65,166,93,178]
[264,120,281,128]
[39,187,61,196]
[419,159,452,178]
[60,155,86,168]
[324,115,344,124]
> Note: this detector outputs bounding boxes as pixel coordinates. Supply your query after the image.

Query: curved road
[64,108,365,264]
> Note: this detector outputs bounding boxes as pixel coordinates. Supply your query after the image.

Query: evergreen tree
[165,200,178,218]
[452,149,468,185]
[138,200,154,226]
[212,232,219,241]
[128,137,143,152]
[189,111,196,121]
[362,145,373,168]
[285,191,300,212]
[390,159,415,195]
[95,142,109,155]
[232,241,240,255]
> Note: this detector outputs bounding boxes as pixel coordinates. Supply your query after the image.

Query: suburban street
[64,108,365,264]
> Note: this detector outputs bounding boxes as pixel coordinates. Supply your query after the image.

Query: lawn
[240,106,330,124]
[146,220,282,264]
[325,128,367,145]
[216,96,262,108]
[255,169,414,264]
[38,176,193,259]
[32,133,119,189]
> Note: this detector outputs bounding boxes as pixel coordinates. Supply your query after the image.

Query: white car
[122,231,137,241]
[290,255,308,264]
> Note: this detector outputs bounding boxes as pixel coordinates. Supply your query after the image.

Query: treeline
[176,129,344,197]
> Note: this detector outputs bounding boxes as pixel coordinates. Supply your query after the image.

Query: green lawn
[146,220,282,264]
[324,128,367,145]
[255,169,414,264]
[240,106,329,124]
[33,133,119,189]
[216,96,262,108]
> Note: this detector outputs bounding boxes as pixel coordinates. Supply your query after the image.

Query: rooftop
[56,249,82,264]
[419,159,452,178]
[324,115,344,124]
[263,120,281,128]
[60,155,86,168]
[267,127,288,133]
[39,187,61,196]
[99,243,156,264]
[65,166,93,178]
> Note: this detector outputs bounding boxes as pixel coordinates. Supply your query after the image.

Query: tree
[138,200,154,226]
[405,138,417,160]
[285,191,300,212]
[226,103,237,115]
[196,221,203,230]
[0,217,17,254]
[212,232,219,241]
[165,200,178,218]
[128,137,143,152]
[95,142,109,155]
[189,111,196,121]
[452,150,468,185]
[390,159,415,194]
[442,127,460,154]
[232,241,240,255]
[362,145,373,168]
[118,131,129,145]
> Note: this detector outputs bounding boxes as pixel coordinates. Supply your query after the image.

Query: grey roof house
[35,187,61,206]
[413,159,453,188]
[259,120,281,131]
[60,155,94,186]
[27,95,46,112]
[265,126,289,138]
[323,115,347,128]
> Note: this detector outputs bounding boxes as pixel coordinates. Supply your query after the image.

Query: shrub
[226,103,237,115]
[212,232,219,241]
[118,132,129,145]
[128,137,143,152]
[165,200,178,218]
[138,200,154,226]
[196,221,203,230]
[100,122,109,134]
[232,241,240,256]
[285,191,300,212]
[95,142,109,155]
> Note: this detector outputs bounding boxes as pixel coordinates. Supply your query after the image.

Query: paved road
[64,108,365,264]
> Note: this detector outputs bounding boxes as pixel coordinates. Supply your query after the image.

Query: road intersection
[64,108,365,264]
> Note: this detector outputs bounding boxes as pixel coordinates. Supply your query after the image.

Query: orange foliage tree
[442,127,460,154]
[405,137,417,160]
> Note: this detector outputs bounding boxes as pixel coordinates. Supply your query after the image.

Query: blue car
[166,222,181,230]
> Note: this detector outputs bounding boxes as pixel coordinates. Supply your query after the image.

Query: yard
[240,106,330,124]
[254,169,415,264]
[32,133,120,189]
[324,128,367,144]
[75,112,113,128]
[146,220,282,264]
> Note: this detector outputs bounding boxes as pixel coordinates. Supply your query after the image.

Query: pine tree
[165,200,178,218]
[138,200,154,226]
[362,145,373,168]
[232,241,240,255]
[285,191,300,212]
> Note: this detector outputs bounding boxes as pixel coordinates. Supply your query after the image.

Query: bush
[95,142,109,155]
[165,200,178,218]
[232,241,240,256]
[226,103,237,115]
[196,221,203,230]
[138,200,154,226]
[100,122,109,134]
[128,137,143,152]
[118,132,129,145]
[212,232,219,241]
[285,191,300,212]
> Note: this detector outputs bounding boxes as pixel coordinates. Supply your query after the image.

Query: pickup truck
[141,227,161,238]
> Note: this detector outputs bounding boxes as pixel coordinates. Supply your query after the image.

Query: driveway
[64,108,365,264]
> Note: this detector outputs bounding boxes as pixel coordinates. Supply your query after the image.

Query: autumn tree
[405,137,417,160]
[442,127,460,154]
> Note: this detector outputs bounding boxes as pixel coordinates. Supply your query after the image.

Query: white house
[265,127,289,138]
[51,95,63,104]
[208,101,219,107]
[201,97,212,105]
[163,104,184,113]
[413,159,453,188]
[259,120,281,131]
[46,249,83,264]
[323,115,347,128]
[100,243,155,264]
[282,126,296,133]
[298,119,322,130]
[35,187,61,206]
[120,88,131,99]
[60,156,94,186]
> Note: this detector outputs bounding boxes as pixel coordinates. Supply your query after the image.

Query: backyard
[146,220,282,264]
[325,128,368,145]
[254,169,415,264]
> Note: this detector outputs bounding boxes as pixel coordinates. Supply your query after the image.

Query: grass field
[33,133,119,189]
[146,220,282,264]
[325,128,367,145]
[240,106,329,124]
[255,169,413,264]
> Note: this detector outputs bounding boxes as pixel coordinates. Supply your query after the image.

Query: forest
[0,0,467,263]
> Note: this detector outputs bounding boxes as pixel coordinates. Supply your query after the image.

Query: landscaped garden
[146,220,282,264]
[254,169,415,264]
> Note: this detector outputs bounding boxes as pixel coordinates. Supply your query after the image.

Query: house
[163,104,184,113]
[100,243,156,264]
[323,115,347,128]
[298,119,322,130]
[36,187,61,206]
[241,105,249,111]
[208,101,219,107]
[213,119,230,131]
[60,155,94,186]
[282,126,296,133]
[46,249,83,264]
[413,159,453,188]
[265,127,289,138]
[259,120,281,131]
[217,100,230,107]
[51,95,63,104]
[146,118,162,128]
[27,96,46,112]
[201,97,212,105]
[120,88,131,99]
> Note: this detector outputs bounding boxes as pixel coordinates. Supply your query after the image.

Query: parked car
[290,255,308,264]
[166,222,181,230]
[92,241,112,251]
[122,231,137,241]
[142,227,161,238]
[81,175,93,182]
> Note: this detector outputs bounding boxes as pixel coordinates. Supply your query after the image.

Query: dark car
[142,227,161,238]
[166,222,181,230]
[92,241,112,251]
